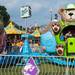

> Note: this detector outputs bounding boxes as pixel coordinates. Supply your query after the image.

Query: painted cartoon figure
[50,4,75,56]
[51,21,61,34]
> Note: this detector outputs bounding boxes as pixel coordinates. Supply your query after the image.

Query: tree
[0,6,10,27]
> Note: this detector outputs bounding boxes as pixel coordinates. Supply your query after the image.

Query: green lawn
[0,63,75,75]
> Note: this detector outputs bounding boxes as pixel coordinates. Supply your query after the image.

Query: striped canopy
[4,22,25,34]
[32,28,40,37]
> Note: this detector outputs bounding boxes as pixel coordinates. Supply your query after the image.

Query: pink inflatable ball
[42,46,46,52]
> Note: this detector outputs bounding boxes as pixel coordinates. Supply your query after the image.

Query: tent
[4,21,25,34]
[32,28,40,37]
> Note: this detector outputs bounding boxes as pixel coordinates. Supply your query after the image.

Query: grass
[0,66,22,75]
[0,63,75,75]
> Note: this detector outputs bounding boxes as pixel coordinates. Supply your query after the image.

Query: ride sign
[22,57,40,75]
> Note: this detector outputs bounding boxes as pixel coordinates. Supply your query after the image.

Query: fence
[0,55,75,75]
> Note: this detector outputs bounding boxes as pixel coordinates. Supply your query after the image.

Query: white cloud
[24,1,44,13]
[0,0,75,27]
[0,0,18,9]
[31,2,43,12]
[0,0,43,14]
[0,0,17,4]
[0,0,49,12]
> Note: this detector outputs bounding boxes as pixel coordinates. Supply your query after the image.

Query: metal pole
[49,9,52,21]
[65,57,69,75]
[51,11,52,21]
[25,18,27,33]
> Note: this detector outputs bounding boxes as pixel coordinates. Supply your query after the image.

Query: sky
[0,0,75,27]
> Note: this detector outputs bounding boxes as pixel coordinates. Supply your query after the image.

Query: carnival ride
[1,3,75,67]
[0,29,75,66]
